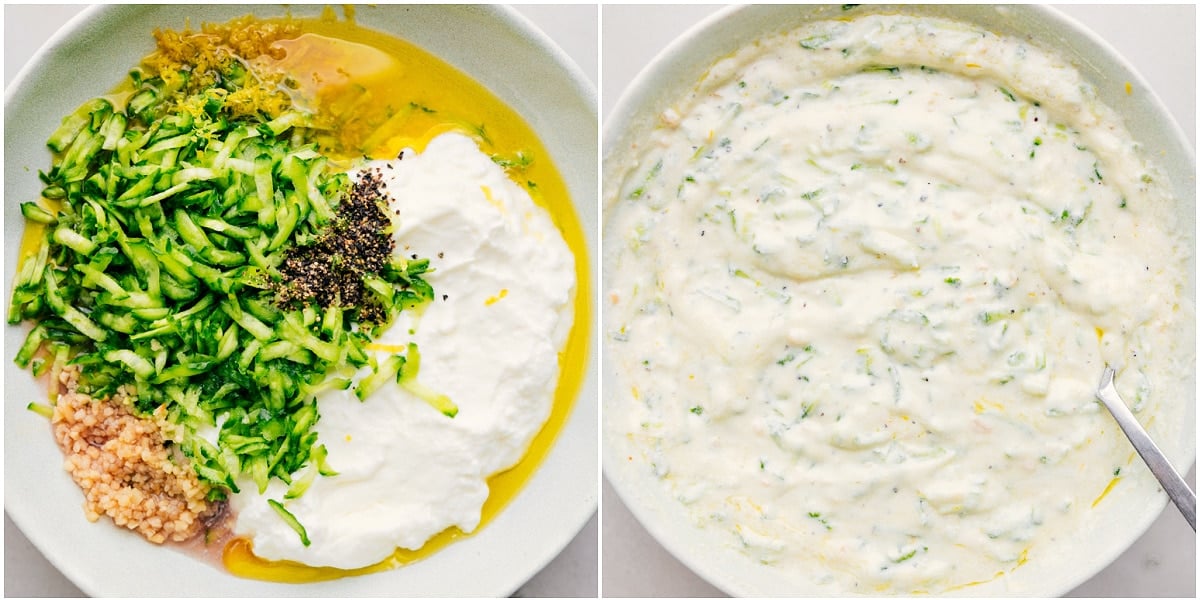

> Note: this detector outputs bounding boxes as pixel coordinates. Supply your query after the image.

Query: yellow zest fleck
[1124,81,1133,95]
[344,434,352,442]
[1092,476,1121,507]
[481,186,505,212]
[973,397,1004,414]
[520,210,546,242]
[945,570,1005,592]
[631,386,640,400]
[364,343,407,354]
[1015,546,1029,567]
[484,288,509,306]
[965,62,981,68]
[1095,326,1105,342]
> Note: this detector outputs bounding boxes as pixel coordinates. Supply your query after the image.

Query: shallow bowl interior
[5,4,597,597]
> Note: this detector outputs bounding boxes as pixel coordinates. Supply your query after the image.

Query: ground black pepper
[273,168,395,323]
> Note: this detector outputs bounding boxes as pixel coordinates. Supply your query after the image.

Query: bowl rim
[601,4,1195,597]
[5,3,598,597]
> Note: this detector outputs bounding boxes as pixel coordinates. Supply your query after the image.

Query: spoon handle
[1096,367,1196,531]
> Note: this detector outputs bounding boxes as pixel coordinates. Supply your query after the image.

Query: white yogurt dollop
[231,132,575,569]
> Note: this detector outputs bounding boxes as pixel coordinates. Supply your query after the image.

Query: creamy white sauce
[232,132,575,569]
[605,14,1192,594]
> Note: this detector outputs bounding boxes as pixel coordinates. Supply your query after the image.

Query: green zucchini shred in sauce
[9,42,436,518]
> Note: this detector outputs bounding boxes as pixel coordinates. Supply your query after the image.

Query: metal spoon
[1095,366,1195,531]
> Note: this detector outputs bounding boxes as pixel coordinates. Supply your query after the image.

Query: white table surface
[601,4,1196,598]
[2,4,597,598]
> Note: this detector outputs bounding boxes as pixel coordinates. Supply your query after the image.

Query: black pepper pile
[274,168,394,323]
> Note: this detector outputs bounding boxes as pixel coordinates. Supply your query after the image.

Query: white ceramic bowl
[4,5,597,596]
[602,4,1195,597]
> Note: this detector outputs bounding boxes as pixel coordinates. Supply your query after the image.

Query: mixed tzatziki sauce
[234,132,575,568]
[605,13,1192,595]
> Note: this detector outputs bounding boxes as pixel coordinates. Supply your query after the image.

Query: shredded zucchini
[9,50,436,505]
[268,499,311,546]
